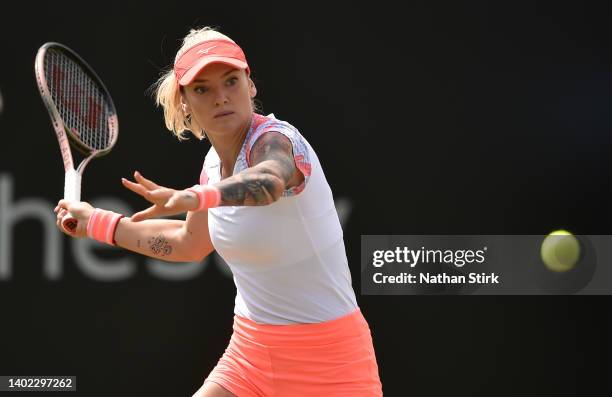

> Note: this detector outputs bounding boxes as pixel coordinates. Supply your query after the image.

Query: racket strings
[44,49,116,151]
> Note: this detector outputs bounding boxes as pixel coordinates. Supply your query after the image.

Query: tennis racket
[34,42,118,233]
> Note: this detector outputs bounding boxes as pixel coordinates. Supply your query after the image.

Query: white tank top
[200,113,358,325]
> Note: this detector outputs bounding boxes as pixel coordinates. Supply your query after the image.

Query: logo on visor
[197,46,218,55]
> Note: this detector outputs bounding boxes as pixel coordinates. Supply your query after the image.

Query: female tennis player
[54,27,382,396]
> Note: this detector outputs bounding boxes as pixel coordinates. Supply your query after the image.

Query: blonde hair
[153,27,242,140]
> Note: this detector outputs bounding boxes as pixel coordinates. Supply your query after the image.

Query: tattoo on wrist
[181,191,195,203]
[148,234,173,256]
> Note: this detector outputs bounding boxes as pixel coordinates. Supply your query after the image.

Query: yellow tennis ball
[540,230,581,272]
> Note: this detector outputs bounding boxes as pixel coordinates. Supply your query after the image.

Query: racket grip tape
[64,169,82,202]
[62,169,82,234]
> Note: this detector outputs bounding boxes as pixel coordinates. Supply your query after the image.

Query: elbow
[176,232,213,263]
[191,249,212,263]
[176,245,212,263]
[169,220,216,264]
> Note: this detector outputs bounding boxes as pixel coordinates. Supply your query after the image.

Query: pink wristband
[186,184,221,211]
[87,208,124,245]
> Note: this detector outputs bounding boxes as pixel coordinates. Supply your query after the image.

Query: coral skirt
[202,307,382,396]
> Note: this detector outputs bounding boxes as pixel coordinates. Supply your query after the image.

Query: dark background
[1,1,611,396]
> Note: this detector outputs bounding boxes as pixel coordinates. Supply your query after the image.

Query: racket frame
[34,42,118,231]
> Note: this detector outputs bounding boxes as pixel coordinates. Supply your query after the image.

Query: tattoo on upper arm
[216,132,297,206]
[250,132,295,183]
[148,234,173,256]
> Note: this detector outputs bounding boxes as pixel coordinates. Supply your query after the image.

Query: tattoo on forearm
[217,132,296,206]
[219,174,277,205]
[148,234,173,256]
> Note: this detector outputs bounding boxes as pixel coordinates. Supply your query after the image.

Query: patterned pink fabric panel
[199,167,209,185]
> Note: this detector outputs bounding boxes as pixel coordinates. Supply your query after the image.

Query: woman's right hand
[54,200,95,238]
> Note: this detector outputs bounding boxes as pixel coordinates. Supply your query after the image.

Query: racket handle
[64,169,82,202]
[62,169,81,234]
[61,212,78,234]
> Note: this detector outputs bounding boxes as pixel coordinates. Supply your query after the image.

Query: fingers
[55,208,72,235]
[133,171,160,190]
[56,199,72,211]
[165,197,177,208]
[130,205,160,222]
[56,208,68,221]
[123,172,167,204]
[122,177,149,197]
[53,200,92,238]
[54,202,71,224]
[147,188,172,201]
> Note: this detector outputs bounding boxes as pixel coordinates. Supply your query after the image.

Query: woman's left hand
[122,171,199,222]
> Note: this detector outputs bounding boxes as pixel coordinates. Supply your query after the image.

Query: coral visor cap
[174,39,250,86]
